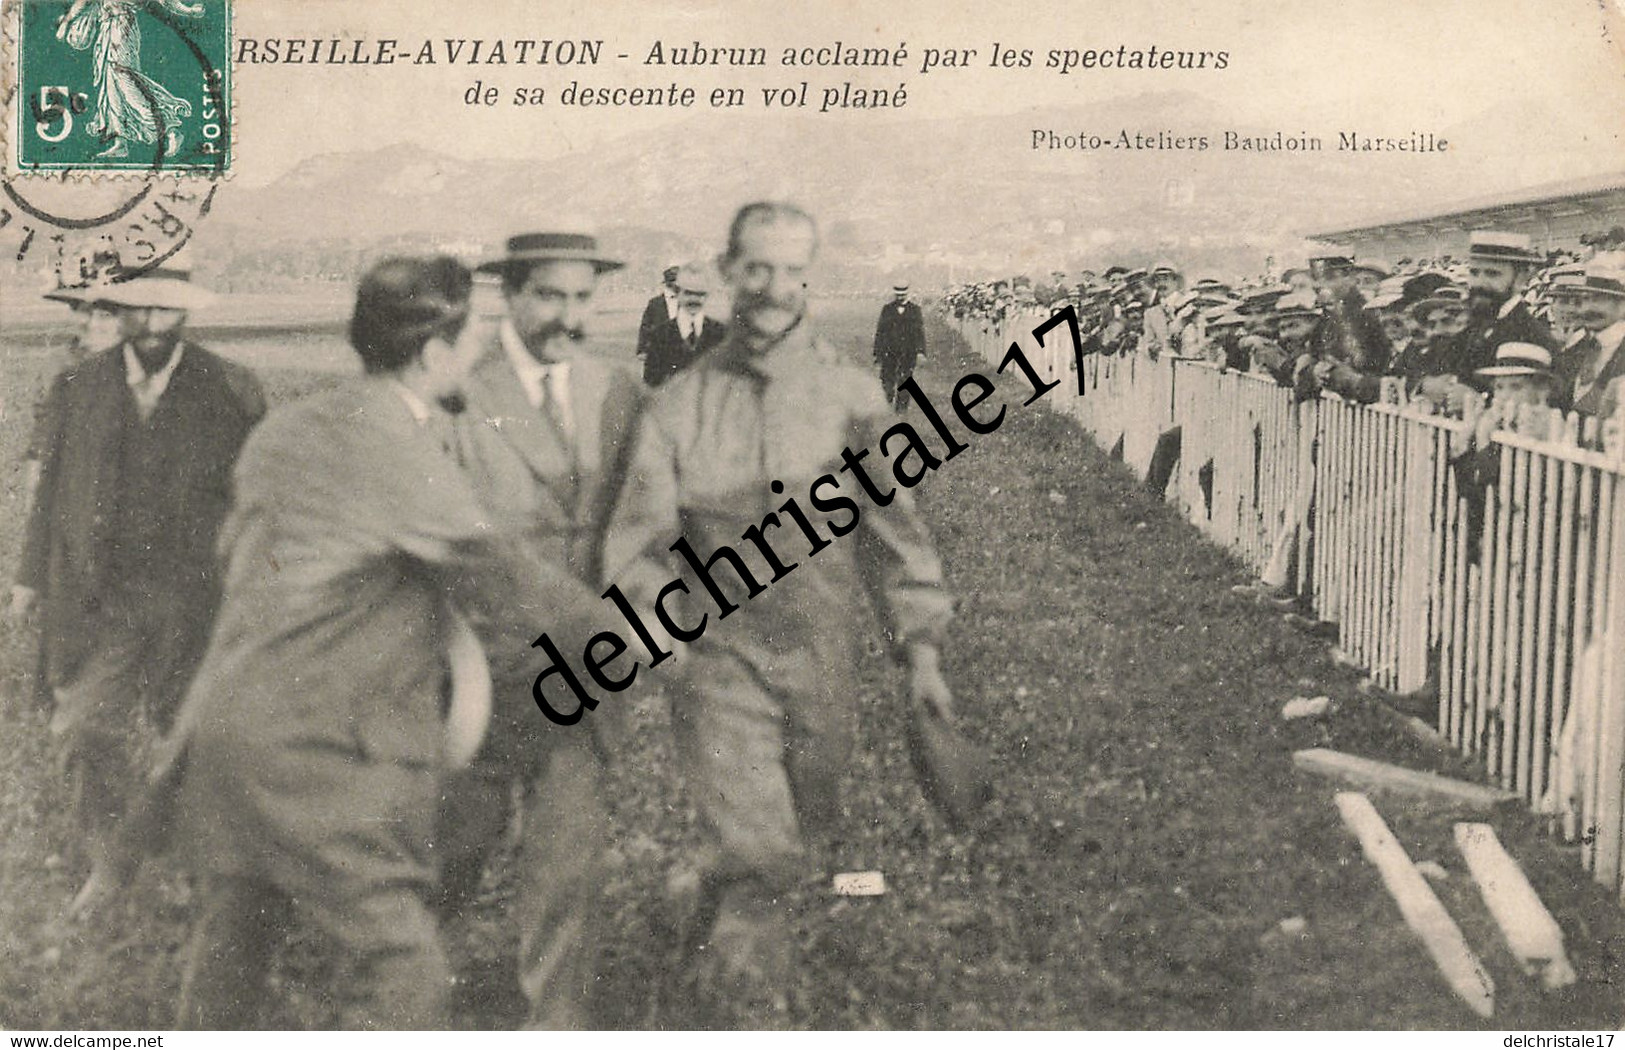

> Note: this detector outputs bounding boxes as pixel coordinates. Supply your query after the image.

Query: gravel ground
[0,307,1621,1029]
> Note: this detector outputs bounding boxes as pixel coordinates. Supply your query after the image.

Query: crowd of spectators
[940,231,1625,446]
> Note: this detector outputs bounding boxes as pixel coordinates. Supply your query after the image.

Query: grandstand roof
[1308,170,1625,243]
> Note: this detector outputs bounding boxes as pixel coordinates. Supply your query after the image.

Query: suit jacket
[873,300,926,372]
[1448,298,1559,389]
[1573,336,1625,420]
[636,292,676,361]
[641,313,726,388]
[18,342,264,686]
[164,379,498,890]
[452,327,657,751]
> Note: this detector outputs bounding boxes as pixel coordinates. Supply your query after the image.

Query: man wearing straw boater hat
[439,228,654,1028]
[1445,231,1559,387]
[1551,265,1625,419]
[11,265,264,884]
[873,280,927,408]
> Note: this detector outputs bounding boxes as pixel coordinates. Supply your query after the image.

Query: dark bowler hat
[476,231,625,275]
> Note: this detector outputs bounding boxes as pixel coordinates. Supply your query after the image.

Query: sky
[230,0,1625,187]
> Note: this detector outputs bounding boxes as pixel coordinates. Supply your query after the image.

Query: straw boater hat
[1364,276,1412,311]
[1411,285,1469,322]
[1274,292,1323,320]
[476,231,625,276]
[1350,258,1391,278]
[1477,341,1554,378]
[1467,230,1542,265]
[1573,268,1625,299]
[87,267,217,311]
[1309,252,1353,272]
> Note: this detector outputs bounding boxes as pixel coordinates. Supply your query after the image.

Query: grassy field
[0,301,1621,1029]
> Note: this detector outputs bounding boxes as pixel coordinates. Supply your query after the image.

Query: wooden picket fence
[951,310,1625,903]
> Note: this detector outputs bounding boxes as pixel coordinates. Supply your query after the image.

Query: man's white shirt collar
[500,318,572,433]
[662,286,679,320]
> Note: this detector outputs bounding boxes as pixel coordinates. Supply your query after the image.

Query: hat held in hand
[907,703,993,830]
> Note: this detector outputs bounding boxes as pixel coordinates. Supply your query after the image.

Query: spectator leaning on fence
[1446,231,1561,391]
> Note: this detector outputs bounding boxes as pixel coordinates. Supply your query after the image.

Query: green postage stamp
[11,0,230,173]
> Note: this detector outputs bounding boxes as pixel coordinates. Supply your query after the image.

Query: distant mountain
[192,90,1622,284]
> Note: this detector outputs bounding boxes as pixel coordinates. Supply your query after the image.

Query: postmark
[1,0,229,291]
[10,0,231,174]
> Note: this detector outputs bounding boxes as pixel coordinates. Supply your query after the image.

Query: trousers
[437,730,609,1028]
[666,645,859,896]
[177,872,449,1029]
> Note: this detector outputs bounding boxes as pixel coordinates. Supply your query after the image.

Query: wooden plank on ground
[1453,823,1577,990]
[1336,793,1495,1018]
[1295,748,1518,809]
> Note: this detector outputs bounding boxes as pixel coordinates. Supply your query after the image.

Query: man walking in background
[636,263,681,369]
[873,281,927,409]
[11,268,263,878]
[640,262,726,387]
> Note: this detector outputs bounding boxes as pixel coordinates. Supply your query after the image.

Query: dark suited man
[635,264,681,367]
[873,282,926,408]
[1425,231,1557,407]
[10,268,263,877]
[1554,267,1625,419]
[641,263,727,387]
[440,230,653,1028]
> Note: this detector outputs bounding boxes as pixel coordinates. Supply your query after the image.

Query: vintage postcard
[2,0,1624,1035]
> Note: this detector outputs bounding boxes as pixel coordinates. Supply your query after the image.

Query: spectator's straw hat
[1467,230,1542,264]
[1274,292,1323,319]
[1364,276,1411,311]
[1411,286,1469,322]
[1477,341,1554,378]
[1575,269,1625,298]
